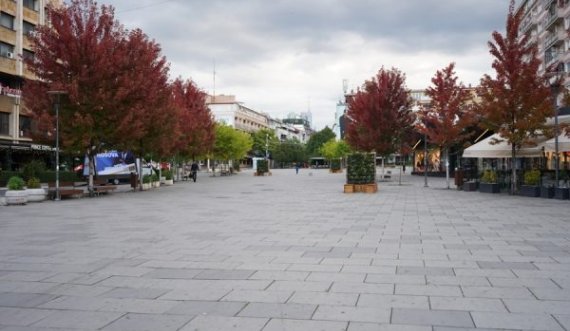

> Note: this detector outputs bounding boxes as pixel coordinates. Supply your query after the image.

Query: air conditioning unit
[6,52,13,59]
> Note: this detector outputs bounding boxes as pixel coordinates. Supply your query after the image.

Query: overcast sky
[110,0,511,130]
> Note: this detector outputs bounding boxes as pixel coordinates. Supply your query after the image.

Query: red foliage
[24,0,172,157]
[171,78,215,158]
[418,63,475,148]
[345,67,415,155]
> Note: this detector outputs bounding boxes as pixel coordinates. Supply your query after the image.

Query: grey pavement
[0,168,569,331]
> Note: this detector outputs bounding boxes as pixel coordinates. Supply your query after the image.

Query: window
[23,49,34,61]
[19,115,31,138]
[0,112,9,136]
[0,12,14,30]
[23,0,39,11]
[23,21,35,35]
[0,42,14,58]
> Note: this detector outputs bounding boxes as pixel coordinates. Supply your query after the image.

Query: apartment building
[205,94,270,133]
[517,0,570,84]
[0,0,60,171]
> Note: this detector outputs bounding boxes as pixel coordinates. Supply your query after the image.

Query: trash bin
[454,168,464,187]
[130,172,138,189]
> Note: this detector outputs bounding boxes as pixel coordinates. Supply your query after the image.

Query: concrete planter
[142,183,152,190]
[26,188,47,202]
[462,181,478,191]
[479,182,499,194]
[5,190,28,205]
[163,179,174,186]
[520,185,540,197]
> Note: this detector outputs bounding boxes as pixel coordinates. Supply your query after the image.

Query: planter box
[554,187,569,200]
[541,186,554,199]
[351,183,378,193]
[26,188,47,202]
[330,169,343,174]
[142,183,152,190]
[520,185,540,197]
[479,182,499,194]
[163,179,174,186]
[462,181,478,191]
[5,190,28,205]
[344,184,354,193]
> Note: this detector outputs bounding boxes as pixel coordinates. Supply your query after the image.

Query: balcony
[544,31,564,49]
[543,0,555,8]
[544,10,563,30]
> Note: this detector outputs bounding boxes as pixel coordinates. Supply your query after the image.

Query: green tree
[320,139,351,161]
[306,127,336,157]
[273,139,306,166]
[250,129,278,158]
[213,124,253,162]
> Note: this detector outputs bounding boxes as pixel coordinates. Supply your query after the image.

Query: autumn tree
[477,0,553,194]
[24,0,172,193]
[419,63,475,189]
[305,126,336,157]
[171,78,215,159]
[346,67,415,158]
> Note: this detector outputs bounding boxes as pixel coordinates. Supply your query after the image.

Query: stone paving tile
[288,292,358,306]
[266,280,331,292]
[0,307,55,326]
[238,302,316,319]
[98,287,169,299]
[365,274,426,285]
[312,305,391,323]
[487,277,559,288]
[142,268,203,279]
[31,310,124,329]
[529,287,570,300]
[554,314,570,331]
[0,293,58,308]
[471,312,563,331]
[357,294,429,309]
[425,276,490,286]
[391,309,474,328]
[178,315,267,331]
[348,323,432,331]
[166,300,246,316]
[461,286,535,299]
[249,271,309,281]
[429,296,507,312]
[306,272,366,282]
[193,269,255,280]
[396,267,454,276]
[101,313,192,331]
[395,284,462,297]
[262,318,347,331]
[503,299,570,314]
[476,261,537,270]
[330,281,394,294]
[158,287,231,301]
[221,290,293,303]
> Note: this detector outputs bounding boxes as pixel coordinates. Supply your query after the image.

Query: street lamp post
[265,133,269,160]
[550,75,561,188]
[47,90,67,201]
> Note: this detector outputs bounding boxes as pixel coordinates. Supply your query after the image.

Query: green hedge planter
[346,153,375,185]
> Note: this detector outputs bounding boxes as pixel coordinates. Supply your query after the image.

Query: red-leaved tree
[346,67,415,158]
[171,78,215,159]
[24,0,172,193]
[477,0,553,194]
[419,63,475,189]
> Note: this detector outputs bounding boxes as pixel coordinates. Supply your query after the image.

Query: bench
[47,181,84,199]
[92,179,117,195]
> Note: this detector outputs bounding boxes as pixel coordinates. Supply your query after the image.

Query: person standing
[295,163,300,174]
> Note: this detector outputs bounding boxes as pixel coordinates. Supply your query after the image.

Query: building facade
[205,94,270,133]
[0,0,60,171]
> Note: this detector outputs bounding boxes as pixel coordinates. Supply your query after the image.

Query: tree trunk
[511,144,517,195]
[445,148,450,189]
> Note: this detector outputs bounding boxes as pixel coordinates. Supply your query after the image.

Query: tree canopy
[250,128,278,158]
[477,0,553,193]
[345,67,415,156]
[320,139,351,161]
[305,126,336,157]
[213,124,253,162]
[272,139,306,166]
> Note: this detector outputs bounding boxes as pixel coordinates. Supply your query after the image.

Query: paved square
[1,169,569,330]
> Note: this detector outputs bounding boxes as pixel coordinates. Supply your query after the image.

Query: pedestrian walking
[402,164,406,174]
[295,163,300,174]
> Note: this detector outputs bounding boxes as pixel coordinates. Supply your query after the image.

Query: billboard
[83,151,136,177]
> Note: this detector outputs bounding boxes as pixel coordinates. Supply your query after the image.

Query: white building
[205,95,269,133]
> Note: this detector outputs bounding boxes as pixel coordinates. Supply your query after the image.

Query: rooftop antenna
[342,79,348,95]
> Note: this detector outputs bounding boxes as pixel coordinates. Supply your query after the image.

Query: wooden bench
[47,181,84,199]
[92,179,117,195]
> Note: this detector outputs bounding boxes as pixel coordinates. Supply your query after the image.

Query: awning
[542,134,570,152]
[463,133,549,158]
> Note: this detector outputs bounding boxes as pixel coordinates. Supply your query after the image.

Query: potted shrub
[479,169,499,193]
[329,159,342,173]
[256,159,269,176]
[554,169,569,200]
[142,174,152,190]
[345,152,377,193]
[25,177,47,202]
[151,173,160,188]
[5,176,28,205]
[163,170,174,186]
[520,169,540,197]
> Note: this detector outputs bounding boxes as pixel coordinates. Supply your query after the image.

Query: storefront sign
[0,83,22,98]
[31,144,55,151]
